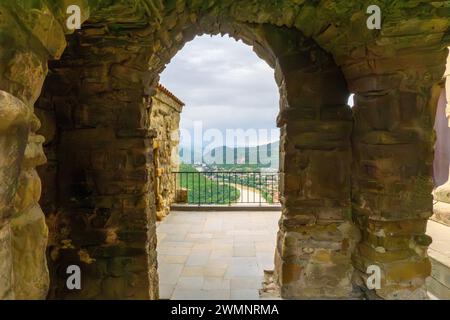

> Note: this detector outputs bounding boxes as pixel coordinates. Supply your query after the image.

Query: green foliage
[214,163,265,171]
[178,164,240,204]
[261,190,274,204]
[178,163,278,205]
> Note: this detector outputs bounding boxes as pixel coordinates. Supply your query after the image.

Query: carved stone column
[0,53,51,300]
[0,91,30,299]
[0,0,79,300]
[0,13,54,301]
[11,114,49,299]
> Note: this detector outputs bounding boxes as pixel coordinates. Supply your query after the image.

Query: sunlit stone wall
[150,84,184,221]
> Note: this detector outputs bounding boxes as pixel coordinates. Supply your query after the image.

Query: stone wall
[0,0,449,300]
[0,0,85,299]
[39,32,159,299]
[150,84,184,221]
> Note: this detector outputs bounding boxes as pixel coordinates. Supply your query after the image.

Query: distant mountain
[203,141,279,169]
[179,146,203,164]
[179,141,280,168]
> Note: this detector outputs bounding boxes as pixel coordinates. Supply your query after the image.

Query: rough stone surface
[348,58,446,299]
[0,0,449,300]
[0,90,35,300]
[433,201,450,227]
[150,84,184,221]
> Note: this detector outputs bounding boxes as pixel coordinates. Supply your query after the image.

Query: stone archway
[35,15,355,299]
[0,1,449,300]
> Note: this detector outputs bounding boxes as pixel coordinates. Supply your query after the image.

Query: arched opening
[155,34,281,299]
[2,1,448,301]
[30,17,354,300]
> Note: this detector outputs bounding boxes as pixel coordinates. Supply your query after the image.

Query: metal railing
[173,171,280,206]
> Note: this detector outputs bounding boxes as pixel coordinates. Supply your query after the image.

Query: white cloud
[159,34,279,146]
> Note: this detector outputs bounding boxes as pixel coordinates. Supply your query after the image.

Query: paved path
[427,220,450,264]
[426,220,450,299]
[234,184,267,205]
[158,214,450,300]
[156,210,280,300]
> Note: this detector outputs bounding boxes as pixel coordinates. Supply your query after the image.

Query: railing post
[227,172,230,206]
[259,172,262,206]
[197,171,200,206]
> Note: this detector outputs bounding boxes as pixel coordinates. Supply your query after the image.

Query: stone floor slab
[230,289,260,300]
[157,210,280,300]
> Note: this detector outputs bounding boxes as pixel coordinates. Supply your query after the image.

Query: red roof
[156,84,185,107]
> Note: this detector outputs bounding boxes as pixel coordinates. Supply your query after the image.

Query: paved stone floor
[156,210,280,300]
[427,220,450,264]
[157,213,450,300]
[426,220,450,299]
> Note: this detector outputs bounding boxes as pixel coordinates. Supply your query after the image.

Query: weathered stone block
[384,259,431,284]
[279,262,302,285]
[176,188,188,203]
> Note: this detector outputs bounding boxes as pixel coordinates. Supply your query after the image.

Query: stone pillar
[273,36,358,298]
[347,50,447,299]
[41,26,159,299]
[0,91,30,299]
[150,84,184,221]
[11,114,49,299]
[0,2,66,299]
[0,0,91,299]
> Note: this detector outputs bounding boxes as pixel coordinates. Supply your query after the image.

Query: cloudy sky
[159,35,280,148]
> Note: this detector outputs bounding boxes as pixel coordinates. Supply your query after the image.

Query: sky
[159,35,280,148]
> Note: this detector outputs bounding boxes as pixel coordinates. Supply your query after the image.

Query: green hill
[177,163,240,204]
[205,141,279,169]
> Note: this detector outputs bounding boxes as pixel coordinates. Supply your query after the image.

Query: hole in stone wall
[347,93,355,108]
[154,34,281,300]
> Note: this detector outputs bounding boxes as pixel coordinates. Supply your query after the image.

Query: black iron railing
[173,171,280,206]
